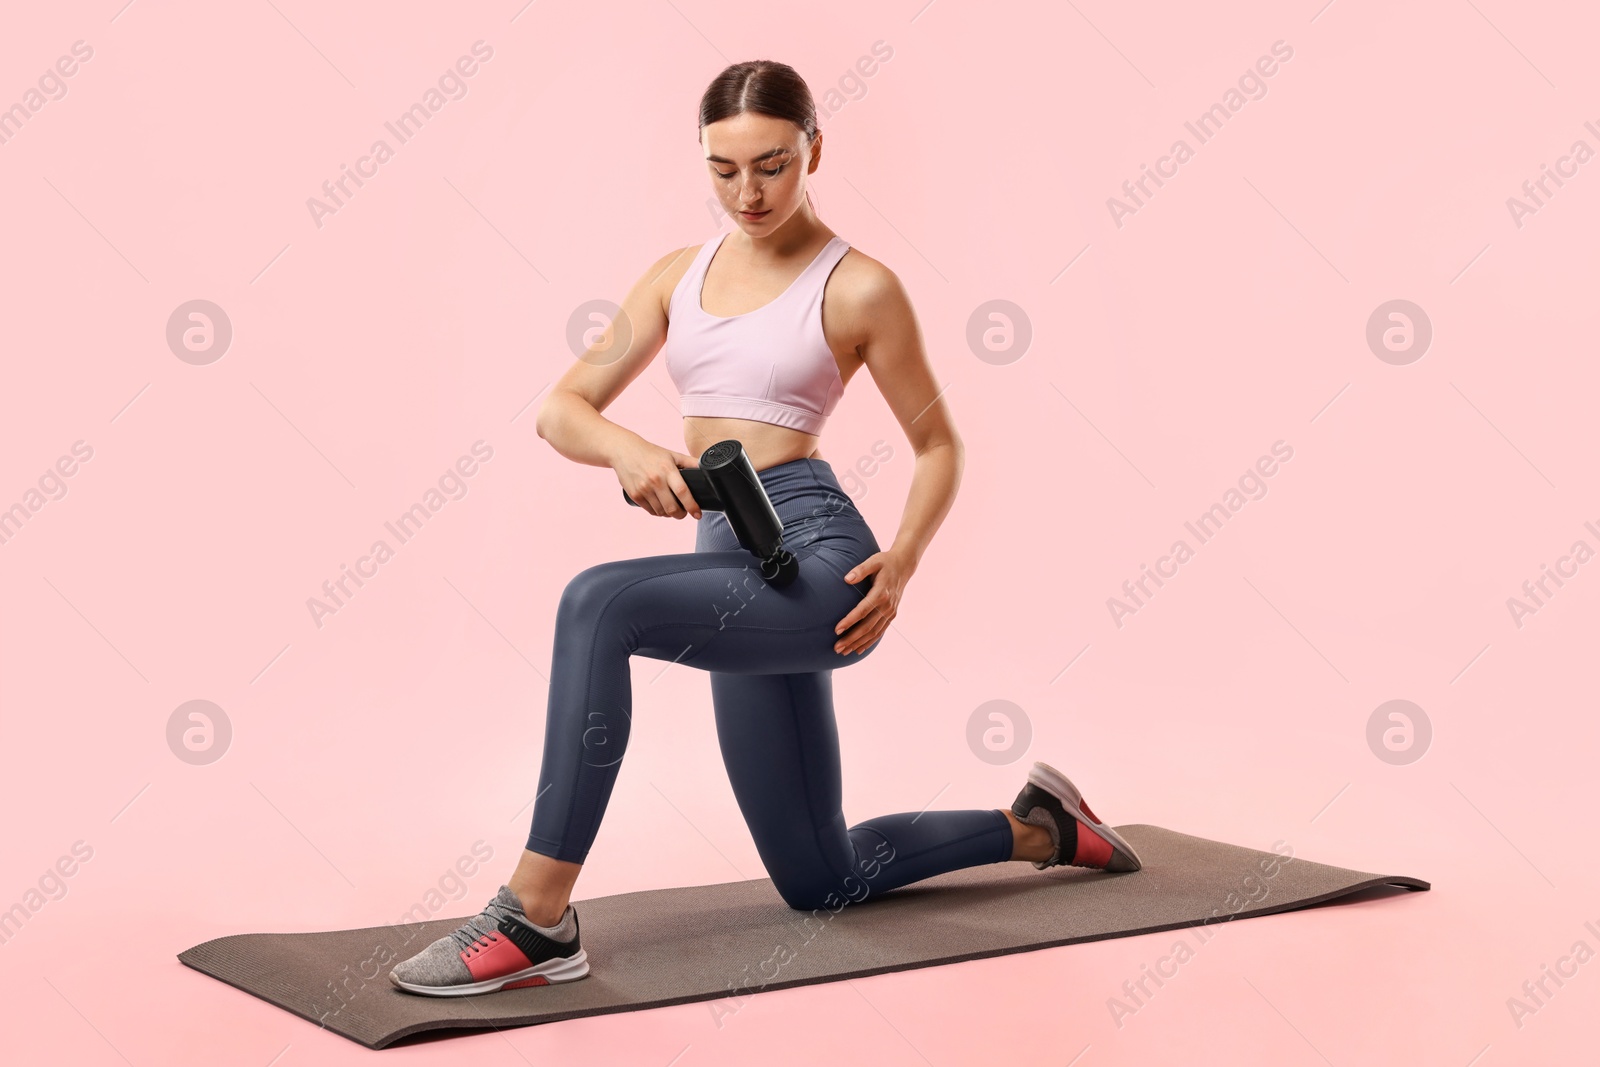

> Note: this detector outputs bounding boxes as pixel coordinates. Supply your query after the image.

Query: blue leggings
[525,457,1013,910]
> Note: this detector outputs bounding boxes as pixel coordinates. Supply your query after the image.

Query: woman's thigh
[559,547,877,676]
[710,670,864,904]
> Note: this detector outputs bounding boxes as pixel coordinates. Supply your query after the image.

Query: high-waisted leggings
[526,456,1014,911]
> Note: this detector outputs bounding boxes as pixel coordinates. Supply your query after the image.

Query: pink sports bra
[663,232,850,435]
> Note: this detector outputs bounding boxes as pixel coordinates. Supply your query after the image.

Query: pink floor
[4,0,1598,1063]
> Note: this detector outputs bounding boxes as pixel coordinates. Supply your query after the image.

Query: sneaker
[1011,761,1142,873]
[388,885,589,996]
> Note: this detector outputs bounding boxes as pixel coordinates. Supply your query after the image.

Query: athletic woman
[391,60,1141,997]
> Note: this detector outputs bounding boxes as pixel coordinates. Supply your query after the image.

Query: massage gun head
[700,439,743,470]
[759,548,799,589]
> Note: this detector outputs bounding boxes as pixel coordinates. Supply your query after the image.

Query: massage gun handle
[621,467,720,511]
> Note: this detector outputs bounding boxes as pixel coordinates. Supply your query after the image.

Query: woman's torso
[658,230,869,472]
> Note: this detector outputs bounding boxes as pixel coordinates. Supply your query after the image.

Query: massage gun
[622,439,799,588]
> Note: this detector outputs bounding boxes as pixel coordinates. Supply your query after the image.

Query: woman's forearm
[535,388,642,468]
[887,439,964,570]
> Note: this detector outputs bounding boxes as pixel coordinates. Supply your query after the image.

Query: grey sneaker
[388,885,588,996]
[1011,761,1142,873]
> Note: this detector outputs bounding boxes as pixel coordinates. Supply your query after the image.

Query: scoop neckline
[697,233,842,320]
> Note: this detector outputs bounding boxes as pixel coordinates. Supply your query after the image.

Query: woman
[390,59,1141,998]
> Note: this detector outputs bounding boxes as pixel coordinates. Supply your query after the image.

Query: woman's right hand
[613,438,702,519]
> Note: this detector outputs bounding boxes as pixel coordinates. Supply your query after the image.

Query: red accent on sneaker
[1072,823,1115,867]
[460,930,534,981]
[1078,798,1101,824]
[502,975,551,989]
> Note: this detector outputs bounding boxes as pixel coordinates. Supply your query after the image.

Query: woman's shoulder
[646,242,705,288]
[640,242,708,319]
[829,242,911,319]
[820,243,913,355]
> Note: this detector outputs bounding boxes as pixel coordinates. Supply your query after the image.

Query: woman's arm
[535,246,706,518]
[859,264,964,571]
[830,260,964,654]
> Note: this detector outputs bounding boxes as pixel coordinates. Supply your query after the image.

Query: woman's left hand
[833,549,915,656]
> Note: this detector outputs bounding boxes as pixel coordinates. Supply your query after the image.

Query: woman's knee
[771,867,871,913]
[557,560,634,628]
[775,880,834,913]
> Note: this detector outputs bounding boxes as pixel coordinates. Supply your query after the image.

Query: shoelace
[448,897,524,954]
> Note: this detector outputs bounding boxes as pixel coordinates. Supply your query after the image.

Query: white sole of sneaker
[1029,761,1142,872]
[389,948,590,997]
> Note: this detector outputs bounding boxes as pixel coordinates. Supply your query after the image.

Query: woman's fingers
[837,618,885,655]
[644,476,686,518]
[843,552,885,584]
[833,551,905,654]
[834,593,875,637]
[834,603,891,655]
[832,604,864,653]
[666,471,701,518]
[619,445,701,518]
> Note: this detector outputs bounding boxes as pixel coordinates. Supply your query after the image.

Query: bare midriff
[681,415,824,473]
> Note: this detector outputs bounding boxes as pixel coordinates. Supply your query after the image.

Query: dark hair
[698,60,819,143]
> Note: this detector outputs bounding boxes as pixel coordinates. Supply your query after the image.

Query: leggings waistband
[754,455,835,483]
[742,457,861,523]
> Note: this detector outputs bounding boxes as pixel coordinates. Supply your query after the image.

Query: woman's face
[701,111,818,233]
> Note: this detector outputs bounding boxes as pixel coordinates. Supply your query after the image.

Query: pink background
[2,0,1596,1062]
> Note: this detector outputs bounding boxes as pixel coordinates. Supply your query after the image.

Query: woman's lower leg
[510,811,1047,926]
[1003,808,1054,863]
[507,849,582,928]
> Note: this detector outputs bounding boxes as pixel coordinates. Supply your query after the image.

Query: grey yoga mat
[177,825,1429,1049]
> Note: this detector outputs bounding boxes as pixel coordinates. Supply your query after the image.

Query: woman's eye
[715,166,785,180]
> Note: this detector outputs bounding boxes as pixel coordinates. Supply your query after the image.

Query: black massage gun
[622,439,799,588]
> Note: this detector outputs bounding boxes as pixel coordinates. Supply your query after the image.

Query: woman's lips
[740,209,770,220]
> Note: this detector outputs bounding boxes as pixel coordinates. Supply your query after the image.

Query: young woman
[390,60,1141,997]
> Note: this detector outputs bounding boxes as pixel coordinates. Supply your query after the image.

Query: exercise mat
[177,824,1429,1049]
